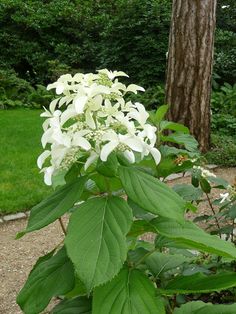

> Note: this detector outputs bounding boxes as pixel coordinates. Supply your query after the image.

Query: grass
[0,109,52,214]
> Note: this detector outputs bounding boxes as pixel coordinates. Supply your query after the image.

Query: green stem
[206,193,222,238]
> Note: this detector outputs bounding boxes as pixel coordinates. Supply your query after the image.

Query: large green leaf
[162,272,236,294]
[17,176,87,238]
[150,217,236,259]
[119,166,185,222]
[52,296,91,314]
[145,252,191,276]
[127,198,156,221]
[127,220,156,238]
[173,184,203,201]
[174,301,236,314]
[160,121,189,133]
[93,267,165,314]
[65,196,132,291]
[17,247,75,314]
[155,105,169,123]
[161,133,198,152]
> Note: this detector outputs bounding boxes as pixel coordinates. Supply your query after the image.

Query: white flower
[220,192,230,203]
[98,69,129,80]
[128,102,149,126]
[193,166,216,178]
[38,69,161,185]
[100,131,144,162]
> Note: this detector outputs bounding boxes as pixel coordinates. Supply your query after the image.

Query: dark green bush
[214,29,236,85]
[0,69,53,109]
[0,0,235,88]
[211,82,236,116]
[205,134,236,167]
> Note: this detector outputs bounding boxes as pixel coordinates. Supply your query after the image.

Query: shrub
[211,82,236,116]
[205,134,236,167]
[0,69,53,109]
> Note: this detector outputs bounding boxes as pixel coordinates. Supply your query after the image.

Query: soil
[0,167,235,314]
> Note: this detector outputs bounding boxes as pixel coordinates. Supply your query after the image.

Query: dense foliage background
[0,0,235,87]
[0,0,235,164]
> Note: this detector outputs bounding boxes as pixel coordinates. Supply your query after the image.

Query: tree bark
[165,0,217,152]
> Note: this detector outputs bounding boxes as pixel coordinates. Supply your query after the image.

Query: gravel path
[0,218,66,314]
[0,167,235,314]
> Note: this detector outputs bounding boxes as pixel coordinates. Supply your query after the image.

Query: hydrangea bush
[17,70,236,314]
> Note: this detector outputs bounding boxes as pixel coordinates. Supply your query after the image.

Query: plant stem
[58,217,67,235]
[231,219,235,244]
[206,193,222,238]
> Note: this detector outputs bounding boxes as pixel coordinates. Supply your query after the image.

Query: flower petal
[84,152,98,170]
[121,136,143,152]
[74,96,87,114]
[150,147,161,165]
[60,108,77,126]
[100,141,118,161]
[73,135,91,151]
[42,166,54,186]
[123,150,135,163]
[37,150,51,169]
[56,82,65,95]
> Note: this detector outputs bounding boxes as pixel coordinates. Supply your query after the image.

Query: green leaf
[145,252,191,276]
[160,121,189,134]
[173,184,203,201]
[156,157,193,179]
[128,247,149,264]
[207,176,229,189]
[155,105,169,123]
[119,166,185,222]
[161,133,198,152]
[52,296,92,314]
[96,152,118,177]
[17,247,75,314]
[174,301,236,314]
[162,272,236,294]
[93,267,165,314]
[128,220,156,237]
[65,196,133,291]
[200,177,211,193]
[127,198,155,221]
[65,276,87,298]
[89,173,122,193]
[191,175,199,187]
[150,217,236,259]
[17,176,87,238]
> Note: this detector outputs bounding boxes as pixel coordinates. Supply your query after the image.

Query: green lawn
[0,109,52,214]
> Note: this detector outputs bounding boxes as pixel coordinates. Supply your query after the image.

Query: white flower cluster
[37,69,161,185]
[193,166,216,179]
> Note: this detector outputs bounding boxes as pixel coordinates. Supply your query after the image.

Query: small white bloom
[220,192,230,203]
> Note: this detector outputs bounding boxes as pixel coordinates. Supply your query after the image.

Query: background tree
[165,0,217,152]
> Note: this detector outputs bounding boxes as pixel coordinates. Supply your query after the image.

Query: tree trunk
[165,0,217,152]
